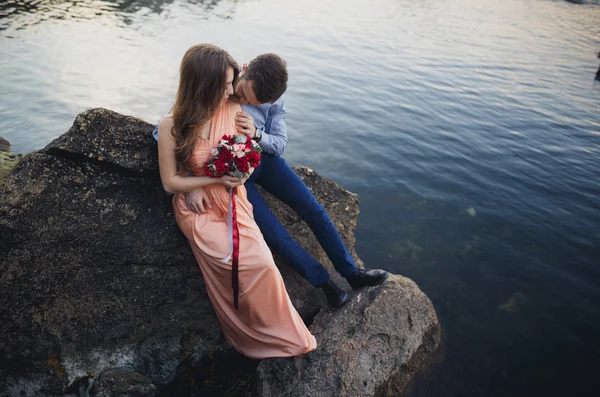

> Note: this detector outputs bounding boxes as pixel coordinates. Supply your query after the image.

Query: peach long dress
[172,101,317,359]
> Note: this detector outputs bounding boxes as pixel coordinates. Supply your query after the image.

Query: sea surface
[1,0,600,395]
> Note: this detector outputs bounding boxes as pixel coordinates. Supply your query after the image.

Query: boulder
[0,109,439,396]
[256,275,441,396]
[87,369,157,397]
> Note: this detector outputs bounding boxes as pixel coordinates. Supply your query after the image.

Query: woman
[157,44,317,359]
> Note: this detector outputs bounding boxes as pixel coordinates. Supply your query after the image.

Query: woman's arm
[157,117,242,194]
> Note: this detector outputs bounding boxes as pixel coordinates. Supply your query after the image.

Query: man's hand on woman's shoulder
[235,111,256,138]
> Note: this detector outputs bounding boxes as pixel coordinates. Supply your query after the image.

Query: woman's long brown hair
[171,44,239,173]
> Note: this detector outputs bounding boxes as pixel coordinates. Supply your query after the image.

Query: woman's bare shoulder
[228,102,242,115]
[157,115,176,145]
[158,114,174,129]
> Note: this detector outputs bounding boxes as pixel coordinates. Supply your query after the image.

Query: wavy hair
[171,44,239,173]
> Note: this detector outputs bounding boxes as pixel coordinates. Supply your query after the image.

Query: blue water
[1,0,600,395]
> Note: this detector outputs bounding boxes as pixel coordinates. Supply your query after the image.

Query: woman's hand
[224,169,254,185]
[184,187,212,213]
[217,175,245,189]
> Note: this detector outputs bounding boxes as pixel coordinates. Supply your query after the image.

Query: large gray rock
[0,109,440,397]
[88,368,157,397]
[256,275,441,396]
[0,111,240,397]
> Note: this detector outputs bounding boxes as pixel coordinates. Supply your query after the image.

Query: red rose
[227,135,236,145]
[204,156,231,177]
[211,158,229,175]
[248,151,261,168]
[219,149,233,162]
[234,157,250,174]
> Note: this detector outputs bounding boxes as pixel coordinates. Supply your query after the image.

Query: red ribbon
[231,187,240,309]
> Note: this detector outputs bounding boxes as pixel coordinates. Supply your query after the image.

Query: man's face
[234,76,262,106]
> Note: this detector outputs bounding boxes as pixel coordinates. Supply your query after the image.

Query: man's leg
[255,155,357,278]
[245,156,330,286]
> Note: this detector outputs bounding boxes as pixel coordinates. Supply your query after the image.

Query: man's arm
[258,100,288,156]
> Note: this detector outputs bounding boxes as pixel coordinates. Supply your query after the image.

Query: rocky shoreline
[0,109,441,397]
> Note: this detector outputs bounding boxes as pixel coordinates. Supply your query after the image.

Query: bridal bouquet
[204,134,262,310]
[204,134,262,179]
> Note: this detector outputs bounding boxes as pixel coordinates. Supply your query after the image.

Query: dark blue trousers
[245,154,356,286]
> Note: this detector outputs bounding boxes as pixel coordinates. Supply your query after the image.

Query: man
[153,53,388,308]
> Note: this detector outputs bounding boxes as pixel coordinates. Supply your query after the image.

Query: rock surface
[88,368,158,397]
[256,275,440,397]
[0,109,440,396]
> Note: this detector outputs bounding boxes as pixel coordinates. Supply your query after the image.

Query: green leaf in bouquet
[231,169,245,179]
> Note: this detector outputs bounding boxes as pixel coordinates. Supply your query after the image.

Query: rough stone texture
[0,110,439,397]
[90,368,158,397]
[255,275,441,397]
[0,112,229,396]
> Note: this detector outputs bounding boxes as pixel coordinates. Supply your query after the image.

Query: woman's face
[222,67,235,104]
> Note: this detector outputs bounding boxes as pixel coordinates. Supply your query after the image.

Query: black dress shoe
[318,280,349,309]
[346,268,389,290]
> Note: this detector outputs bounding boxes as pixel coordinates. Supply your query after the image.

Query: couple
[155,44,388,359]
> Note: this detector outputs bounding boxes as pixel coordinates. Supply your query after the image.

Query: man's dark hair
[244,53,288,103]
